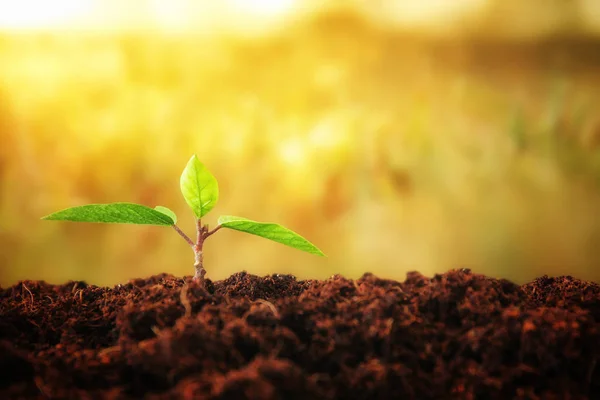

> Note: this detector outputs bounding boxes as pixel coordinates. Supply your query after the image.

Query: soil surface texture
[1,269,599,399]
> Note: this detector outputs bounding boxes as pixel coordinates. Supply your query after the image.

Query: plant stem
[206,224,222,237]
[193,244,205,282]
[184,220,223,284]
[172,225,194,247]
[195,219,203,247]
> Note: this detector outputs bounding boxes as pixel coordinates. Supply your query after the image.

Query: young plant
[42,155,325,283]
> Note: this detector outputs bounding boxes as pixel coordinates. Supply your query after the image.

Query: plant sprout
[42,155,325,283]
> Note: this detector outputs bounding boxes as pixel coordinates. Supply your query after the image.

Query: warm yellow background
[1,1,600,286]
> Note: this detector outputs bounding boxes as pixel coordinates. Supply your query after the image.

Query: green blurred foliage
[1,6,600,286]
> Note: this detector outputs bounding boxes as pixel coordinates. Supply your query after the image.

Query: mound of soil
[1,269,599,399]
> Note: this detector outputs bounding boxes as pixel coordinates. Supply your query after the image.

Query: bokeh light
[1,0,600,286]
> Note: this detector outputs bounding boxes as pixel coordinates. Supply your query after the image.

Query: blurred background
[1,0,600,286]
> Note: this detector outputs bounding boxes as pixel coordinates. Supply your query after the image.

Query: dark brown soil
[1,269,599,399]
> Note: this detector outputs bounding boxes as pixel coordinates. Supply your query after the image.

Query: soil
[1,269,599,399]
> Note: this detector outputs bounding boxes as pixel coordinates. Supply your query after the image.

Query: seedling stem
[172,220,223,282]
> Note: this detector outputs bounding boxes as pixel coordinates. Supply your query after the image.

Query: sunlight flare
[0,0,95,29]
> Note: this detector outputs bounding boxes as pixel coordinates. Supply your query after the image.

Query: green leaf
[180,155,219,219]
[154,206,177,224]
[42,203,175,226]
[217,215,325,256]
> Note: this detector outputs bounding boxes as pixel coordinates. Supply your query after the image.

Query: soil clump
[1,269,599,399]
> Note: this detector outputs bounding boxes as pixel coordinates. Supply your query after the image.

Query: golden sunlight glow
[228,0,296,18]
[149,0,191,30]
[2,0,599,288]
[0,0,95,29]
[279,138,306,166]
[0,0,298,32]
[0,0,488,32]
[372,0,487,28]
[279,137,307,167]
[308,117,348,150]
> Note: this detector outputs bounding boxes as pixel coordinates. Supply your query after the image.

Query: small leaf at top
[180,155,219,219]
[217,215,325,256]
[42,203,175,226]
[154,206,177,224]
